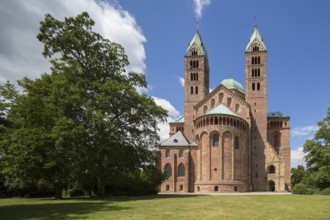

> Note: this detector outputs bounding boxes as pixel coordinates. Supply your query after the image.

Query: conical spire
[186,31,207,55]
[245,26,267,52]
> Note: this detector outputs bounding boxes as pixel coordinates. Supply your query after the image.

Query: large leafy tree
[1,12,167,198]
[303,107,330,189]
[292,107,330,193]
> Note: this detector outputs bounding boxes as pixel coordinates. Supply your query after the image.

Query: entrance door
[269,181,275,192]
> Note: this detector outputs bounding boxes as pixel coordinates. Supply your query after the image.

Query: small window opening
[212,133,219,147]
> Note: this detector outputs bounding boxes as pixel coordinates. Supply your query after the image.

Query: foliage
[321,188,330,195]
[291,107,330,193]
[292,183,314,195]
[291,165,306,187]
[0,12,167,198]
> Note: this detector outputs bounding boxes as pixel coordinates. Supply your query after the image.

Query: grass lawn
[0,194,329,220]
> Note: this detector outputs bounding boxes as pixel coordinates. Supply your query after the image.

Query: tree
[291,165,306,187]
[1,12,167,198]
[303,107,330,190]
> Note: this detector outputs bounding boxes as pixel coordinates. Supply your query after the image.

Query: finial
[228,74,233,79]
[196,19,199,31]
[254,16,258,27]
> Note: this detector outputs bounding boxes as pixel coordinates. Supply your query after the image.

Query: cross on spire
[254,16,258,27]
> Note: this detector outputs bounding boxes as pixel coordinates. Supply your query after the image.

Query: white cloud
[194,0,211,21]
[0,0,146,85]
[178,77,184,87]
[291,147,306,168]
[152,96,181,142]
[0,0,175,144]
[292,125,318,137]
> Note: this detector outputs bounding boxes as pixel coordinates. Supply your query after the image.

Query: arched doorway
[269,181,275,192]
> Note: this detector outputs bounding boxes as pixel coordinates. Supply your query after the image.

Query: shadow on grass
[0,201,127,220]
[105,194,207,202]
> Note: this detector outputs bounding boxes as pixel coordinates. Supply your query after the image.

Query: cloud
[0,0,146,85]
[194,0,211,21]
[291,147,306,168]
[292,125,318,137]
[178,77,184,87]
[152,96,181,142]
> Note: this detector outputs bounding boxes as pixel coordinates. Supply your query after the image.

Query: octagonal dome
[221,77,245,93]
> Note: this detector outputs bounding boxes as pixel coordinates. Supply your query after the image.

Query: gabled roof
[205,104,237,117]
[245,26,267,52]
[186,31,207,55]
[160,131,196,147]
[267,111,289,118]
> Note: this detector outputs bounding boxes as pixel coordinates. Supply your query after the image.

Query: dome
[221,77,245,93]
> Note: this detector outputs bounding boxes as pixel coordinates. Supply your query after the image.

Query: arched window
[165,149,170,158]
[214,186,219,192]
[258,56,260,64]
[219,93,224,103]
[274,135,280,147]
[257,83,260,90]
[252,69,255,77]
[190,86,193,95]
[234,136,239,149]
[268,165,276,174]
[235,104,240,112]
[203,105,208,114]
[212,133,219,147]
[190,60,192,68]
[178,163,185,176]
[195,86,198,94]
[196,60,199,68]
[227,98,232,107]
[252,57,254,65]
[211,99,215,108]
[252,83,255,91]
[179,148,184,158]
[253,45,259,51]
[164,163,172,176]
[257,68,260,77]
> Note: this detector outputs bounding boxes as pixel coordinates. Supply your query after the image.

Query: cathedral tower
[245,26,268,190]
[184,31,209,142]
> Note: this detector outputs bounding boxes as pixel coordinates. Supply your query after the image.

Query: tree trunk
[97,177,106,198]
[54,186,62,199]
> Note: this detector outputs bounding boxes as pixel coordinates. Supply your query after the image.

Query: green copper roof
[220,77,245,93]
[268,112,288,118]
[175,116,184,123]
[205,104,237,117]
[186,31,206,55]
[245,26,267,52]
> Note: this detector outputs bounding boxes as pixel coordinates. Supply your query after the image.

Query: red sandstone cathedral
[158,26,291,193]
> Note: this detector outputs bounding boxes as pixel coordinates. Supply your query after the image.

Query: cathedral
[158,26,291,193]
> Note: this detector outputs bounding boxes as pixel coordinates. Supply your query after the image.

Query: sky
[0,0,329,168]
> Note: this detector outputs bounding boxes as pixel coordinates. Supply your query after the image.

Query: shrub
[321,188,330,195]
[292,183,314,195]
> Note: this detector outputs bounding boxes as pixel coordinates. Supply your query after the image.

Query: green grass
[0,194,329,220]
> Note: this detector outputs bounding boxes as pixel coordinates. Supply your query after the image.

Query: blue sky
[1,0,329,168]
[118,0,330,167]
